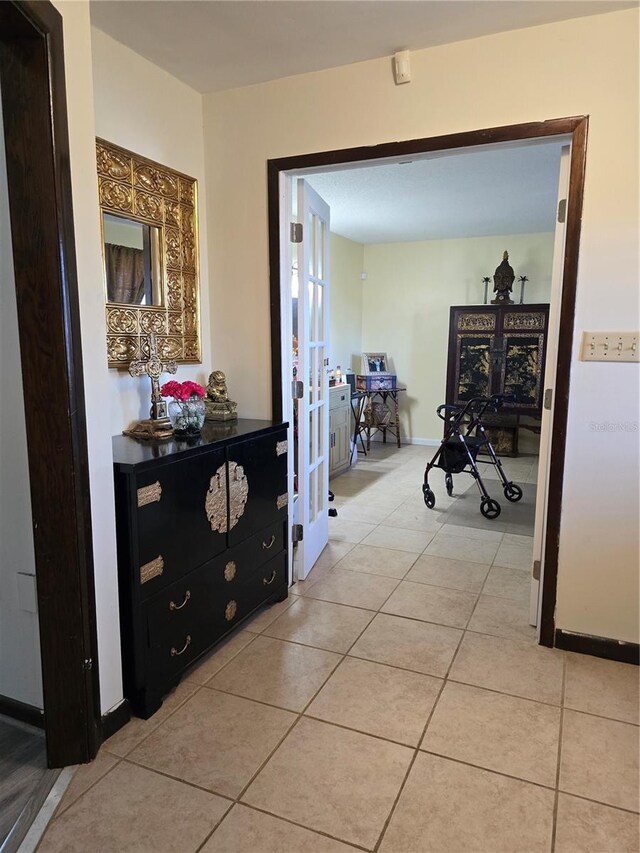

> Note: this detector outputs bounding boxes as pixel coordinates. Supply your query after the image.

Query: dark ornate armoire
[445,304,550,455]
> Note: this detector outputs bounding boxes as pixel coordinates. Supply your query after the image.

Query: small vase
[168,397,205,436]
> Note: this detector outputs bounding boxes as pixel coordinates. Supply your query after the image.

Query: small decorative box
[357,373,397,391]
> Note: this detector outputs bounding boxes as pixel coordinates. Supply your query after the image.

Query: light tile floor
[37,444,639,852]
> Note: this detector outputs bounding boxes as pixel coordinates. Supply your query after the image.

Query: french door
[296,180,330,579]
[530,144,571,628]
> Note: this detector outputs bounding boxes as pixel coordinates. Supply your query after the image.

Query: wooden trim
[0,1,101,766]
[539,117,589,646]
[555,629,639,665]
[267,163,283,419]
[101,700,131,741]
[268,117,588,648]
[268,117,585,174]
[0,694,45,729]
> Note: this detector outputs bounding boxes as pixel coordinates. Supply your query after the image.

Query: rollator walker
[422,394,523,520]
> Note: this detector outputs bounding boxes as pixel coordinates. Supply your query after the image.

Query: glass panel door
[296,180,330,579]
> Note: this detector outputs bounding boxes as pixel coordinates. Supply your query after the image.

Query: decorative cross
[128,334,177,421]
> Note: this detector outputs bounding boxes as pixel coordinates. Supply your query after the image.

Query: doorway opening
[268,118,588,648]
[0,7,101,843]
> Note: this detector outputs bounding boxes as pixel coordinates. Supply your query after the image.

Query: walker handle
[437,403,463,421]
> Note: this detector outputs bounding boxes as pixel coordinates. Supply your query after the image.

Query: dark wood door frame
[268,116,588,648]
[0,0,101,765]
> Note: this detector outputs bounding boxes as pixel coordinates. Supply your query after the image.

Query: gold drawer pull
[170,635,191,657]
[225,600,237,621]
[169,590,191,611]
[262,535,276,550]
[263,569,277,586]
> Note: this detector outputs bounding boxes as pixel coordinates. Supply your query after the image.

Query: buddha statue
[204,370,238,421]
[491,250,515,305]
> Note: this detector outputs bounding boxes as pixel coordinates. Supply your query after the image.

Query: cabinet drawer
[146,560,217,648]
[226,521,285,584]
[145,550,287,682]
[215,551,287,632]
[329,386,350,410]
[145,522,285,647]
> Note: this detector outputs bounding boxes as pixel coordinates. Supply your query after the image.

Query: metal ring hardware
[169,590,191,611]
[262,535,276,550]
[263,570,277,586]
[170,635,191,657]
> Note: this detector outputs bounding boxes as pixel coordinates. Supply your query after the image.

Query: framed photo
[362,352,389,374]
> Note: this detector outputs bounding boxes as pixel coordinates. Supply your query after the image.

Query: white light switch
[581,332,639,362]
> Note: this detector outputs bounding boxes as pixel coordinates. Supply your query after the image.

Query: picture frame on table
[362,352,389,374]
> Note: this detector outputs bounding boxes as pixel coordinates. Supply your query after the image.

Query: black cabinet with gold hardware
[445,305,550,455]
[113,419,289,718]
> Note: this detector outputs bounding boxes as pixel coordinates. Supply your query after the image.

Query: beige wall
[329,233,364,374]
[204,9,639,643]
[360,233,554,441]
[91,28,212,436]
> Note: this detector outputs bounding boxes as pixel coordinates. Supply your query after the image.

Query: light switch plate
[580,332,639,362]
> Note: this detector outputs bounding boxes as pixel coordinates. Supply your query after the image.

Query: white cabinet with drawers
[329,384,351,478]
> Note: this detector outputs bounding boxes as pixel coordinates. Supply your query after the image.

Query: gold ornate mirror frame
[97,138,201,368]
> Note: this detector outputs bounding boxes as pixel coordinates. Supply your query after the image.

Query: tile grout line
[51,756,123,820]
[372,602,469,853]
[550,654,568,852]
[193,588,400,853]
[228,556,443,849]
[52,449,637,851]
[204,801,373,853]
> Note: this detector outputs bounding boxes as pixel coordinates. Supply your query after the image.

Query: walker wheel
[504,483,523,503]
[423,486,436,509]
[480,498,501,519]
[445,473,454,497]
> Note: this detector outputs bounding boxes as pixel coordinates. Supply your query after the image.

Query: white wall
[91,28,211,436]
[329,233,364,373]
[360,232,554,441]
[0,92,42,708]
[203,9,640,643]
[51,0,122,713]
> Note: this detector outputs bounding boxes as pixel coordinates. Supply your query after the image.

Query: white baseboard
[365,435,440,447]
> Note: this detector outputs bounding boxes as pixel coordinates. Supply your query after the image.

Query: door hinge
[292,523,303,543]
[557,198,567,224]
[543,388,553,410]
[532,559,541,581]
[290,222,303,243]
[292,380,304,399]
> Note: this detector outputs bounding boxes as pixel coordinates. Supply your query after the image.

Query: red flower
[182,380,205,399]
[160,380,181,399]
[160,379,205,402]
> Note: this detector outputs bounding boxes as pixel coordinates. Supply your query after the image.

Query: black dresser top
[113,419,287,472]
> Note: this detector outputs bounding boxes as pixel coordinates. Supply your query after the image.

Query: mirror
[97,138,201,368]
[103,213,162,306]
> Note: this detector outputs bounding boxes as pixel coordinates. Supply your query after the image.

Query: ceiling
[89,0,636,93]
[302,139,564,244]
